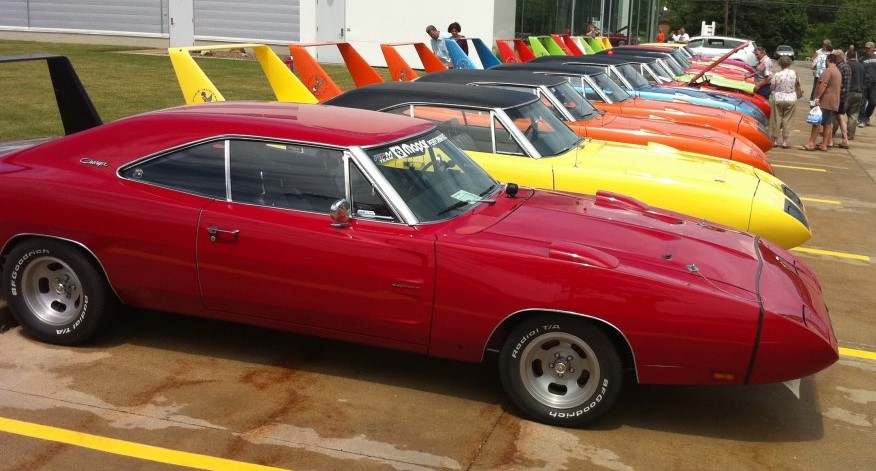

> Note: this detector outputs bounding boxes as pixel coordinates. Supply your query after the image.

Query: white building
[0,1,653,66]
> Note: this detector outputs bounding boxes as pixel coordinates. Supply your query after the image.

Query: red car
[0,55,838,426]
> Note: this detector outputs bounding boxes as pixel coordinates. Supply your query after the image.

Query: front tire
[499,316,623,426]
[2,239,118,345]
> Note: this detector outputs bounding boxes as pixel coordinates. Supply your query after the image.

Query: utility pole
[724,0,729,35]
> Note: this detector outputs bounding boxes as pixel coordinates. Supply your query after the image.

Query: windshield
[635,62,667,83]
[587,73,632,103]
[670,50,691,69]
[648,61,674,82]
[548,81,600,120]
[663,56,686,76]
[616,63,650,88]
[366,130,498,223]
[504,101,582,157]
[656,58,682,77]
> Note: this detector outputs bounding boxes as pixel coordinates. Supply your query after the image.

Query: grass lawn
[0,40,393,141]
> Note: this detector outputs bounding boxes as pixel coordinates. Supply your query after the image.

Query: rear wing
[444,38,501,70]
[495,38,538,63]
[167,44,318,104]
[0,54,102,135]
[288,42,385,102]
[380,42,447,81]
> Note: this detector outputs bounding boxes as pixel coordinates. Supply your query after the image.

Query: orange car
[496,62,772,152]
[415,69,772,173]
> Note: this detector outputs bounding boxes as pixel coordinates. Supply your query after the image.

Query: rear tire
[2,239,118,345]
[499,315,623,426]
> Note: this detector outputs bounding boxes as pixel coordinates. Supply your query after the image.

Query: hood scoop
[549,241,619,269]
[595,191,685,225]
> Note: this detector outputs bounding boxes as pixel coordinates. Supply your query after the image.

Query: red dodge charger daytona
[0,55,837,427]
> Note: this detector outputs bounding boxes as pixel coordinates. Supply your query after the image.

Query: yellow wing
[167,43,318,104]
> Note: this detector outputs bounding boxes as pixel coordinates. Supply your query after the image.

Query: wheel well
[485,310,637,377]
[1,234,118,300]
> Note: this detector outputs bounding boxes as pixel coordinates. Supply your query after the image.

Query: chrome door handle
[207,226,240,242]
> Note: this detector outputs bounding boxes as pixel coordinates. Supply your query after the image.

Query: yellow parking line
[771,164,828,172]
[800,197,842,205]
[0,417,288,471]
[839,347,876,361]
[791,247,871,262]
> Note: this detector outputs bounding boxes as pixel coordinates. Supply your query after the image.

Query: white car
[775,45,795,61]
[687,36,758,66]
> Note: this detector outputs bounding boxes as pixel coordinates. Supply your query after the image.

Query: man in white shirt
[426,25,452,68]
[811,39,832,100]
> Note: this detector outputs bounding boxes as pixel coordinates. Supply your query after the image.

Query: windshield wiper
[436,200,473,216]
[557,138,587,155]
[479,183,498,197]
[436,193,497,217]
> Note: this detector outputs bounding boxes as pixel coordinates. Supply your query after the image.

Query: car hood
[485,189,760,292]
[605,115,737,145]
[573,139,759,188]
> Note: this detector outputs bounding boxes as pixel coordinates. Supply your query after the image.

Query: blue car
[528,55,768,126]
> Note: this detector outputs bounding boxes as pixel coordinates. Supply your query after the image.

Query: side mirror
[330,199,351,228]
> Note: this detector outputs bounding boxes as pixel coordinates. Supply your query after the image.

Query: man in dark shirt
[845,50,865,138]
[833,50,851,147]
[858,41,876,126]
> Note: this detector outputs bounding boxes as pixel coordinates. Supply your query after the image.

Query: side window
[228,140,344,213]
[392,105,482,153]
[121,141,227,199]
[492,116,526,156]
[688,38,703,48]
[349,164,396,221]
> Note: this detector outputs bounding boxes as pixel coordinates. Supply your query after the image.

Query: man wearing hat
[811,39,833,101]
[858,41,876,127]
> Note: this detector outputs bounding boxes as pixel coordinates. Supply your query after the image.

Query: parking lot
[1,61,875,470]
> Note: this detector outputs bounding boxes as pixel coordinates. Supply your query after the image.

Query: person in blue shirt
[426,25,452,68]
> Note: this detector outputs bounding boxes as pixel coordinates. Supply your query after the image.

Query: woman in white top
[770,55,800,148]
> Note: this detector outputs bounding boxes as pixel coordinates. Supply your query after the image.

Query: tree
[664,0,836,53]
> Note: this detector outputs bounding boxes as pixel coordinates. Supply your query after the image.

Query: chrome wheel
[500,317,623,426]
[518,331,601,409]
[20,255,84,326]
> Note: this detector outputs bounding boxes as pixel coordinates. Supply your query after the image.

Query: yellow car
[326,82,810,249]
[168,44,810,248]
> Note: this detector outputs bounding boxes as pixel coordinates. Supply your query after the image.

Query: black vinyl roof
[325,81,539,111]
[414,68,568,88]
[494,62,608,78]
[532,55,632,66]
[596,48,673,59]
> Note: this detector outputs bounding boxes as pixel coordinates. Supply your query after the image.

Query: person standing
[676,27,690,44]
[811,40,832,101]
[656,30,665,43]
[845,49,865,138]
[426,25,452,69]
[448,22,468,55]
[832,50,851,148]
[747,46,774,100]
[858,41,876,127]
[769,56,799,148]
[803,53,842,151]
